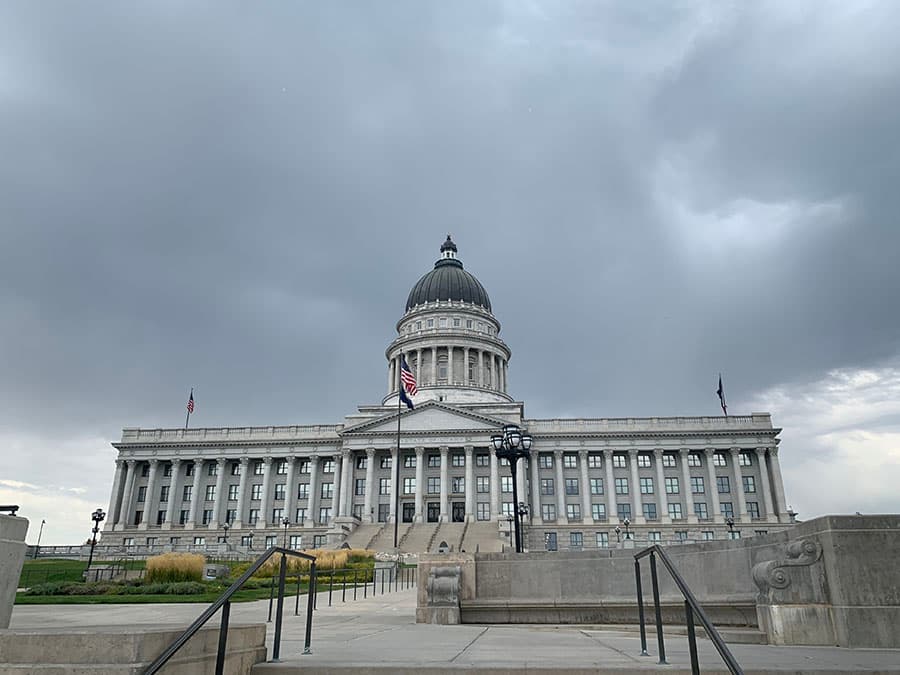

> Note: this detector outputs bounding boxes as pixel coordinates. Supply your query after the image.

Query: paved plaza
[10,588,900,673]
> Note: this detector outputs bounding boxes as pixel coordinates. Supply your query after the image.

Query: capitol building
[103,237,792,553]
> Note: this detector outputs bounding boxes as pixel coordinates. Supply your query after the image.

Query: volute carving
[751,538,822,600]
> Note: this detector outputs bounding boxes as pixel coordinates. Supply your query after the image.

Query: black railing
[634,545,743,675]
[144,546,317,675]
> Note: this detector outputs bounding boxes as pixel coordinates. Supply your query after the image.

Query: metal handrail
[143,546,317,675]
[634,545,743,674]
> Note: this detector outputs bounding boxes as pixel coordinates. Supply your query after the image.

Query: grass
[146,552,204,583]
[18,558,146,586]
[15,585,299,604]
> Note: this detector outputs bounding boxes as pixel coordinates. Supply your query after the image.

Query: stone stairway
[342,523,382,550]
[398,523,437,553]
[460,521,504,553]
[366,523,411,552]
[431,522,466,552]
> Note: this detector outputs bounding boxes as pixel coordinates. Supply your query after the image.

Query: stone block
[0,513,29,629]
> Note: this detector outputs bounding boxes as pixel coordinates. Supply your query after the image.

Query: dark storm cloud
[2,2,900,538]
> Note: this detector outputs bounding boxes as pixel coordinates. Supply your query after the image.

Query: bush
[146,553,205,583]
[232,548,376,579]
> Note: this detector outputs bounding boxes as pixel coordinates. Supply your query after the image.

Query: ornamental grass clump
[146,552,205,583]
[242,548,374,578]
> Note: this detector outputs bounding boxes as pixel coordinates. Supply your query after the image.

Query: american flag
[400,357,418,396]
[187,390,195,414]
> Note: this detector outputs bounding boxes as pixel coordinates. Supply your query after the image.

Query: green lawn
[18,558,147,587]
[15,585,301,605]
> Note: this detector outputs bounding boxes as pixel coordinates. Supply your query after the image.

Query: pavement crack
[449,626,489,662]
[579,629,644,663]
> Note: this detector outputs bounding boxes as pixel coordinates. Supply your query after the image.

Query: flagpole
[185,388,192,430]
[393,356,403,550]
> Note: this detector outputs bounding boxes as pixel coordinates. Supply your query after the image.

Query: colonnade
[387,347,508,392]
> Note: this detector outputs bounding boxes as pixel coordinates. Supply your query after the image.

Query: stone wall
[0,513,28,629]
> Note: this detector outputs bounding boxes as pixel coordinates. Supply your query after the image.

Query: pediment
[342,402,508,436]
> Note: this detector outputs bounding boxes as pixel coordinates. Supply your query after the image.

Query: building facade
[103,237,792,553]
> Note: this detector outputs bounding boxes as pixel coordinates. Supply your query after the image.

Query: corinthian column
[755,447,776,523]
[604,450,616,524]
[210,458,227,529]
[164,459,182,530]
[439,446,449,522]
[730,448,748,522]
[234,457,250,528]
[704,449,722,523]
[106,460,126,531]
[464,446,475,522]
[140,459,160,530]
[579,450,591,525]
[681,449,697,524]
[554,450,566,521]
[654,449,670,524]
[489,450,500,520]
[769,447,788,522]
[306,455,319,527]
[118,459,137,528]
[629,450,644,525]
[364,448,376,523]
[414,447,425,522]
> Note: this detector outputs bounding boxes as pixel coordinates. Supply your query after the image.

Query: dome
[405,236,492,312]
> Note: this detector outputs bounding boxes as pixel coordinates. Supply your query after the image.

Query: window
[637,454,651,468]
[647,531,662,543]
[476,453,489,467]
[163,463,173,477]
[452,453,465,467]
[183,485,192,501]
[688,453,702,467]
[566,504,581,520]
[271,508,283,522]
[720,502,734,518]
[702,530,715,541]
[205,485,216,501]
[466,319,473,329]
[404,477,416,493]
[453,317,460,327]
[179,510,189,525]
[295,508,307,524]
[353,504,364,519]
[297,483,309,500]
[379,478,391,495]
[569,532,584,549]
[193,537,205,546]
[228,484,239,501]
[591,503,607,521]
[251,484,262,500]
[452,477,465,493]
[229,462,240,476]
[728,530,741,540]
[739,452,753,467]
[539,453,553,469]
[662,454,677,468]
[185,463,195,477]
[416,320,422,330]
[643,503,658,520]
[501,476,513,493]
[665,477,680,494]
[169,537,180,545]
[613,454,626,468]
[614,477,629,495]
[202,509,213,525]
[667,503,683,520]
[274,484,286,500]
[266,535,278,548]
[248,509,260,525]
[717,476,731,494]
[754,529,769,536]
[313,535,327,548]
[322,459,335,473]
[137,486,147,503]
[289,535,303,549]
[141,464,150,477]
[640,477,654,494]
[713,453,727,467]
[320,482,333,499]
[596,532,609,548]
[477,503,490,521]
[225,509,236,524]
[427,477,440,494]
[590,478,603,495]
[617,503,632,521]
[427,318,434,328]
[742,476,756,493]
[208,463,218,477]
[352,478,366,497]
[439,317,447,328]
[563,454,577,469]
[378,456,393,471]
[319,507,332,522]
[588,454,602,468]
[541,504,557,521]
[748,502,760,519]
[428,454,440,468]
[501,502,514,516]
[253,461,264,475]
[156,510,165,525]
[565,478,579,495]
[403,455,416,468]
[675,530,689,542]
[476,476,490,493]
[276,460,287,475]
[691,476,705,494]
[694,502,709,519]
[299,460,310,474]
[357,456,368,469]
[159,485,169,503]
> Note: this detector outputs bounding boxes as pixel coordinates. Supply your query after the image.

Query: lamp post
[85,508,106,572]
[517,502,529,551]
[222,522,230,545]
[623,517,632,540]
[282,517,291,548]
[725,516,735,539]
[492,424,532,553]
[34,519,46,559]
[247,531,254,552]
[614,525,621,545]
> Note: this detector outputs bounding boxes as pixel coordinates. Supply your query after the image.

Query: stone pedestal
[0,513,29,629]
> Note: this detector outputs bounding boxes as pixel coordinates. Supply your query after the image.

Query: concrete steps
[342,523,381,550]
[431,522,465,552]
[399,523,435,553]
[460,521,503,553]
[367,523,411,552]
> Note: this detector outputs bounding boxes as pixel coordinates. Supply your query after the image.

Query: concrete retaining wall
[0,513,28,629]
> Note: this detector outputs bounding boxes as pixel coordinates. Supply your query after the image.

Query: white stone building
[103,236,792,553]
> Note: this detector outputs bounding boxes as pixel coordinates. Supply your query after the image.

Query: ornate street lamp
[282,517,291,549]
[725,516,736,539]
[247,530,254,552]
[517,502,529,551]
[85,508,106,572]
[614,525,621,544]
[492,424,532,553]
[623,517,632,540]
[222,522,230,545]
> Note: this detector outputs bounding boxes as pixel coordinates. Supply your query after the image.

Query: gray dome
[405,237,492,312]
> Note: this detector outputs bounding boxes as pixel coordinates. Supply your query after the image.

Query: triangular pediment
[342,401,509,436]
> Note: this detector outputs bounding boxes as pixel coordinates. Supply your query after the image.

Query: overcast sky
[2,2,899,545]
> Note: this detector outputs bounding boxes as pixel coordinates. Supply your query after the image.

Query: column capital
[217,457,228,466]
[627,447,639,457]
[578,448,588,459]
[770,447,779,457]
[239,456,250,466]
[308,454,319,463]
[286,455,297,465]
[439,446,449,455]
[147,458,159,466]
[703,447,716,457]
[553,448,564,458]
[390,446,398,457]
[115,458,125,467]
[464,445,474,454]
[366,447,376,458]
[603,447,615,457]
[653,447,664,457]
[415,446,425,457]
[729,447,741,455]
[342,448,352,459]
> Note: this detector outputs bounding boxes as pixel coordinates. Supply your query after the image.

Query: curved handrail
[144,546,316,674]
[635,545,743,674]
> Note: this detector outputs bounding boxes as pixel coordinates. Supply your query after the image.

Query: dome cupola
[405,235,492,311]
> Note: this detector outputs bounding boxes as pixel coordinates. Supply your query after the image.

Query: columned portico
[629,450,645,525]
[681,449,697,524]
[163,459,182,530]
[233,457,249,528]
[705,449,722,523]
[756,447,776,522]
[364,448,376,522]
[655,449,670,525]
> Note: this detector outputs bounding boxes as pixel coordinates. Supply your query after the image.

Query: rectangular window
[253,461,264,475]
[193,536,205,546]
[251,484,262,500]
[717,476,731,493]
[182,485,192,501]
[266,535,278,548]
[274,484,285,501]
[755,529,768,536]
[451,453,465,467]
[691,476,705,494]
[179,510,189,525]
[541,503,556,521]
[728,530,741,540]
[563,454,577,469]
[163,463,172,477]
[590,478,603,495]
[588,454,602,468]
[427,318,434,328]
[613,454,626,468]
[379,456,392,470]
[688,453,702,467]
[297,484,309,500]
[743,476,756,493]
[276,460,287,475]
[452,477,465,493]
[591,503,607,521]
[159,485,169,502]
[185,463,195,477]
[501,502,514,516]
[667,503,683,520]
[640,477,654,494]
[404,477,416,494]
[319,507,332,522]
[675,530,688,542]
[643,502,658,520]
[540,478,554,495]
[141,464,150,477]
[439,317,447,328]
[355,478,366,496]
[539,453,553,469]
[637,454,651,468]
[476,476,490,493]
[295,508,306,524]
[596,532,609,548]
[379,478,391,495]
[694,502,708,519]
[615,477,629,495]
[739,452,753,466]
[320,482,334,499]
[713,452,727,467]
[501,476,513,493]
[271,507,283,522]
[225,509,236,524]
[156,510,165,525]
[428,454,440,468]
[208,463,218,477]
[299,460,310,474]
[205,485,216,502]
[720,502,734,518]
[248,509,259,525]
[565,478,579,495]
[313,534,327,548]
[137,486,147,503]
[353,504,364,519]
[322,459,335,473]
[477,502,490,521]
[616,503,632,521]
[228,484,239,501]
[357,456,368,469]
[403,455,416,468]
[427,477,440,494]
[647,531,662,543]
[476,453,489,467]
[566,504,581,520]
[569,531,583,549]
[453,317,460,327]
[229,462,241,476]
[702,530,715,541]
[289,535,303,549]
[202,509,213,525]
[662,454,677,468]
[665,477,680,494]
[748,502,760,518]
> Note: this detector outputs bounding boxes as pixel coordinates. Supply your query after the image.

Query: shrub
[146,553,205,583]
